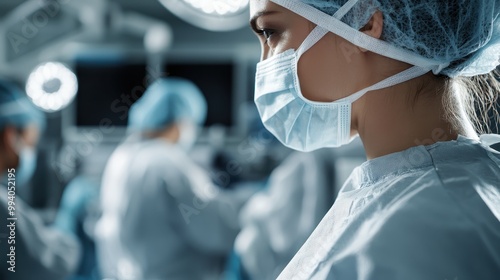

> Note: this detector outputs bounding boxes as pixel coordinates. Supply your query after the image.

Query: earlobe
[358,10,384,52]
[368,11,384,39]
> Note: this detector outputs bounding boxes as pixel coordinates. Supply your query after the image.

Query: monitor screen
[75,61,234,127]
[75,61,147,127]
[165,62,234,127]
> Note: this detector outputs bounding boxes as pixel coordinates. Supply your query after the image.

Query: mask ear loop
[337,65,432,104]
[293,24,432,106]
[292,26,329,104]
[296,26,329,58]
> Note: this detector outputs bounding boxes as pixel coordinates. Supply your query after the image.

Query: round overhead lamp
[158,0,249,32]
[25,62,78,112]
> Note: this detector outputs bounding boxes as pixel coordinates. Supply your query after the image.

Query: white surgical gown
[235,149,338,279]
[278,135,500,280]
[95,139,251,280]
[0,186,81,280]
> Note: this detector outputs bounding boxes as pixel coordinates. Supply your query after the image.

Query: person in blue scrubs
[95,77,252,280]
[0,80,81,280]
[249,0,500,279]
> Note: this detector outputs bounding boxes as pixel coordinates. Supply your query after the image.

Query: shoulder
[332,188,500,279]
[102,141,190,198]
[110,140,187,172]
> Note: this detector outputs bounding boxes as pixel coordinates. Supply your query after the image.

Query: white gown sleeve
[324,188,500,280]
[236,151,334,280]
[0,187,81,280]
[167,153,249,254]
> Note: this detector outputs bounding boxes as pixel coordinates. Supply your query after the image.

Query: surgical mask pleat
[256,50,295,74]
[261,99,294,145]
[255,67,295,98]
[256,89,296,122]
[309,106,341,148]
[304,106,314,151]
[285,102,306,143]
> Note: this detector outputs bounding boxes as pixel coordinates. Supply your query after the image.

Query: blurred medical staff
[0,80,81,280]
[95,77,247,280]
[55,173,101,280]
[234,149,337,280]
[250,0,500,279]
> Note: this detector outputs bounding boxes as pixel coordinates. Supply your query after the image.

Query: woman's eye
[259,29,275,42]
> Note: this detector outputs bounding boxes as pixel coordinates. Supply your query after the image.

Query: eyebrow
[249,11,280,32]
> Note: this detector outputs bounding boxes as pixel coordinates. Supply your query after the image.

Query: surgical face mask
[254,26,431,152]
[177,121,198,151]
[15,147,37,186]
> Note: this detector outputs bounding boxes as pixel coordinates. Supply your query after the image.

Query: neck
[354,75,477,159]
[146,124,180,144]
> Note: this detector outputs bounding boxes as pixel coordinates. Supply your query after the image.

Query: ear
[0,126,19,169]
[358,10,384,52]
[3,126,18,151]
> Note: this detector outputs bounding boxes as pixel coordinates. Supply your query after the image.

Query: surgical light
[158,0,249,32]
[26,62,78,112]
[182,0,248,16]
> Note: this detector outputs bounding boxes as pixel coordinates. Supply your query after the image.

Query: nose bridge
[260,45,269,62]
[260,45,273,62]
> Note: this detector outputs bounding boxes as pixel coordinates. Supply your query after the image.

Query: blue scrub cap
[294,0,500,77]
[0,80,45,132]
[128,77,207,131]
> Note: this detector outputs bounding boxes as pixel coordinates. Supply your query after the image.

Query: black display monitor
[75,60,234,128]
[165,62,234,127]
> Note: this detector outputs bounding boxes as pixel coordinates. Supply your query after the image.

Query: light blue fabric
[0,80,45,131]
[0,186,81,280]
[297,0,500,77]
[128,77,207,131]
[277,135,500,279]
[54,176,99,235]
[235,149,339,280]
[95,138,253,279]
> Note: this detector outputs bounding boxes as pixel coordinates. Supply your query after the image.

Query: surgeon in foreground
[249,0,500,279]
[0,80,81,280]
[95,77,247,280]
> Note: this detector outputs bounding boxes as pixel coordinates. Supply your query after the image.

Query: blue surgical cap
[0,80,46,132]
[128,77,207,131]
[294,0,500,77]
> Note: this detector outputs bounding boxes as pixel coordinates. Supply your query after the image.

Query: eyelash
[257,29,276,42]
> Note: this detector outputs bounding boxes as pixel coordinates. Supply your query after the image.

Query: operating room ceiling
[0,0,257,46]
[0,0,258,81]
